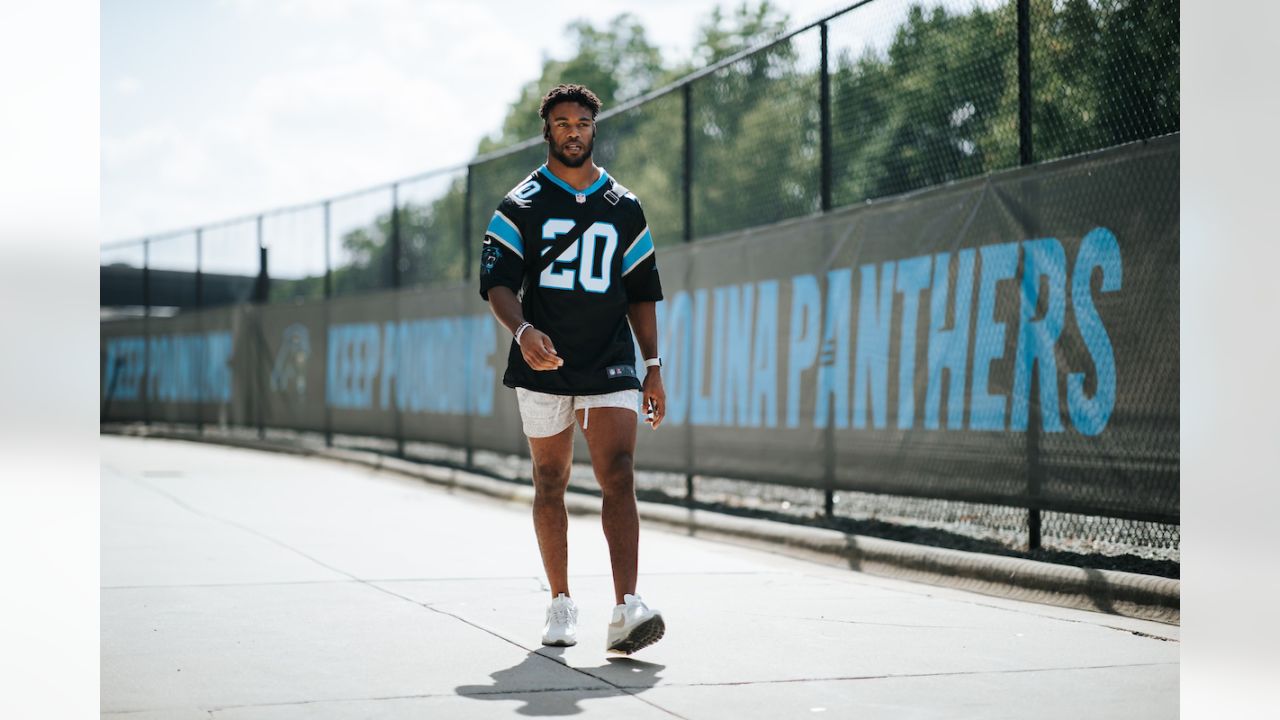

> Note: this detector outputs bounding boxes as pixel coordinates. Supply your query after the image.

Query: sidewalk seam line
[125,471,689,720]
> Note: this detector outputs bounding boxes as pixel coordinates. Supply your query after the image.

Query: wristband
[514,322,533,344]
[644,357,662,368]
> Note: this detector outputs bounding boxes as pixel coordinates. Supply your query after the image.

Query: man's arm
[627,301,665,429]
[486,286,563,371]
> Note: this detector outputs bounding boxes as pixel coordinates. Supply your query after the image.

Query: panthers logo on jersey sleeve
[480,239,501,275]
[477,196,529,301]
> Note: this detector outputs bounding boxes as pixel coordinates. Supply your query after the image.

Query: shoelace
[550,603,577,624]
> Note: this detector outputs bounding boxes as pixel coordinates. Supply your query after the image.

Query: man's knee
[532,460,570,496]
[597,451,635,495]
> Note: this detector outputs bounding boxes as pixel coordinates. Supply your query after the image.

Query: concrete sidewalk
[102,436,1178,719]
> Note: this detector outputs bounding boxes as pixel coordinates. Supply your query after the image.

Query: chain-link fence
[100,0,1179,564]
[102,0,1177,309]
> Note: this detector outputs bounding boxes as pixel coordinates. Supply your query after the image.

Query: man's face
[545,101,595,168]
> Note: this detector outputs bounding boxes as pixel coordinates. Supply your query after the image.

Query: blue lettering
[706,287,728,426]
[407,321,426,413]
[895,256,933,429]
[443,318,463,413]
[326,325,345,407]
[427,320,445,413]
[1068,228,1122,436]
[722,283,754,427]
[326,323,380,410]
[1011,238,1068,432]
[816,268,851,429]
[691,289,718,426]
[146,336,165,401]
[970,243,1019,430]
[430,320,444,413]
[104,337,146,401]
[751,280,779,428]
[854,262,895,429]
[925,250,976,430]
[380,321,399,410]
[326,316,492,415]
[786,274,821,429]
[106,332,231,405]
[470,316,496,416]
[663,291,692,425]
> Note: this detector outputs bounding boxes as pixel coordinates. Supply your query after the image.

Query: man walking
[478,84,667,654]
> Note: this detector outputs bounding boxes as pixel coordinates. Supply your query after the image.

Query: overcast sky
[101,0,860,245]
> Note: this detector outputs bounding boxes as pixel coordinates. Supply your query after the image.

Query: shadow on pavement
[455,647,665,716]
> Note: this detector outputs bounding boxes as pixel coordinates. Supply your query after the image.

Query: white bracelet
[514,322,533,344]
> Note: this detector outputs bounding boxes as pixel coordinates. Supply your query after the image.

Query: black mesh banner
[101,136,1177,522]
[643,135,1178,521]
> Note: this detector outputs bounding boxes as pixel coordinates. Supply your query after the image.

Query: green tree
[830,3,1017,205]
[683,1,806,236]
[1030,0,1179,160]
[478,14,665,153]
[827,0,1178,206]
[691,1,790,67]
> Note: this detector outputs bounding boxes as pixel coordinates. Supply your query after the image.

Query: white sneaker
[606,593,665,655]
[542,593,578,647]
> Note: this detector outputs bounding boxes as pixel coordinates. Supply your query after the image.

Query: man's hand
[518,327,563,371]
[642,368,666,429]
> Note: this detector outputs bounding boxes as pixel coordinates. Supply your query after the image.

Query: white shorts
[515,387,641,438]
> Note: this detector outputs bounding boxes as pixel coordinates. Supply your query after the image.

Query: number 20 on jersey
[539,220,618,293]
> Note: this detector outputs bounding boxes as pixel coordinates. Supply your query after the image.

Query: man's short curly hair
[539,84,602,124]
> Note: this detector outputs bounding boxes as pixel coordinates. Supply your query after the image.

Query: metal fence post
[256,216,267,440]
[824,418,836,520]
[323,201,333,300]
[1017,0,1038,549]
[682,81,695,507]
[195,229,204,309]
[1018,0,1033,167]
[1017,0,1041,550]
[391,184,405,458]
[820,21,836,518]
[142,238,151,429]
[1027,371,1044,550]
[462,165,474,469]
[463,166,473,280]
[391,183,402,289]
[256,216,269,303]
[682,83,694,243]
[195,228,204,435]
[820,21,833,214]
[323,200,333,448]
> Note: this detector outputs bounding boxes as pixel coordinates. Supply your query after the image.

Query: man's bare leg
[577,407,639,605]
[528,424,575,599]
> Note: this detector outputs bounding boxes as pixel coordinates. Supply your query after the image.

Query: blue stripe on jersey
[622,228,654,276]
[539,164,611,198]
[486,212,523,257]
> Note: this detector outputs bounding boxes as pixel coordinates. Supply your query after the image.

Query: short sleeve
[621,210,663,302]
[478,202,526,301]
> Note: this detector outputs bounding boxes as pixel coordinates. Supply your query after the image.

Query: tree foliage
[478,14,665,154]
[273,0,1176,301]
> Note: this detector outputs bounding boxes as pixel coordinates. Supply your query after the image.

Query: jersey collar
[539,163,610,198]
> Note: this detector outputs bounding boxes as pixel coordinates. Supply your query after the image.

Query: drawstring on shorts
[583,406,589,429]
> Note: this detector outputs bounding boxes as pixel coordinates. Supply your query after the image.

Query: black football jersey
[479,164,663,395]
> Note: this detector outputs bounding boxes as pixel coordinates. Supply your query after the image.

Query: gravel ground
[139,426,1180,579]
